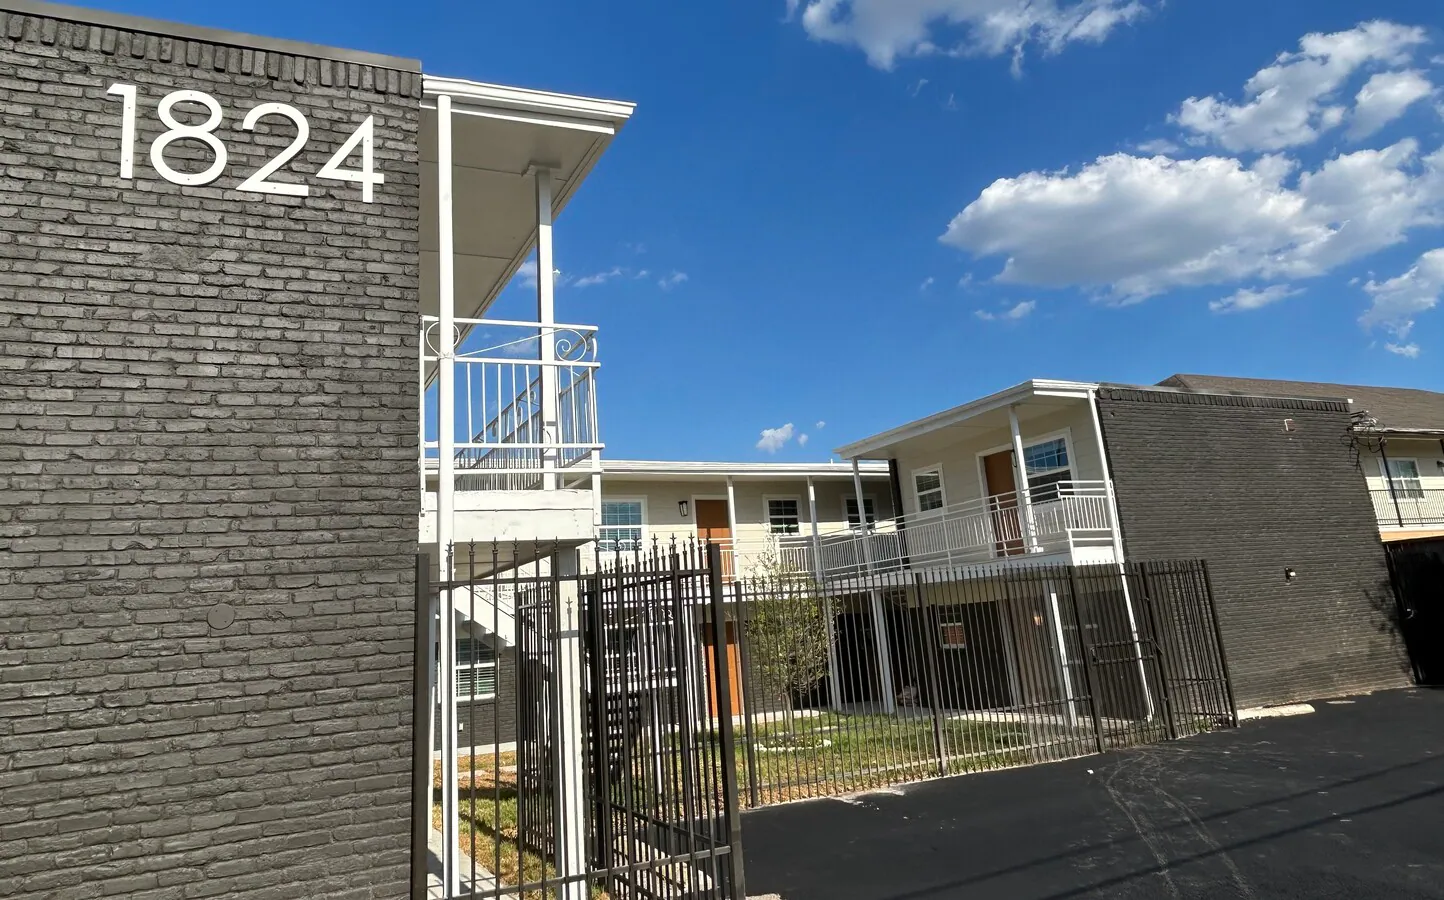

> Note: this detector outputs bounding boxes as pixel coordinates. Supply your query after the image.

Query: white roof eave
[834,379,1100,460]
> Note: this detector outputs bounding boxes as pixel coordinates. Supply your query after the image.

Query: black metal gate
[1386,538,1444,686]
[417,541,745,900]
[583,542,745,900]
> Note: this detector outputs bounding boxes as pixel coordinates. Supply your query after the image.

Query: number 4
[319,116,384,202]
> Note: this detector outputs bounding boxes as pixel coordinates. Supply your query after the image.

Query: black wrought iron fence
[724,554,1235,807]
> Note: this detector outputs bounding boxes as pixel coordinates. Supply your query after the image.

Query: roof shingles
[1157,374,1444,432]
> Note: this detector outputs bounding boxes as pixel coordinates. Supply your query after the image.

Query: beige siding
[891,400,1105,518]
[1361,439,1444,493]
[599,475,895,547]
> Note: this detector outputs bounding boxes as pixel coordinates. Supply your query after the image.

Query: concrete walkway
[743,688,1444,900]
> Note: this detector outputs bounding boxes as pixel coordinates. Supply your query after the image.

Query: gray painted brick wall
[0,7,421,899]
[1096,388,1413,708]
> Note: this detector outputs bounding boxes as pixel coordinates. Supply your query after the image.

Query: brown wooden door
[695,499,734,579]
[702,621,743,717]
[983,450,1026,557]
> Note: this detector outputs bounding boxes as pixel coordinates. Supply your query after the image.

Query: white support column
[853,459,895,713]
[725,475,740,572]
[1045,580,1079,729]
[807,476,842,712]
[1087,390,1156,719]
[551,551,587,900]
[533,166,559,490]
[435,94,460,898]
[1008,405,1040,552]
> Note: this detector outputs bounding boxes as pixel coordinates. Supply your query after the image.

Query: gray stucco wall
[0,5,421,898]
[1095,387,1413,708]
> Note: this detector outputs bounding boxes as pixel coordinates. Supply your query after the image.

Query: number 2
[238,103,310,197]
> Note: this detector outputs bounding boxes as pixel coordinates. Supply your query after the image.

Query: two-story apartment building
[815,376,1420,712]
[442,459,894,748]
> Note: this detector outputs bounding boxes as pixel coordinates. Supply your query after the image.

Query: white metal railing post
[552,551,587,900]
[435,93,460,898]
[533,165,558,490]
[1008,406,1040,553]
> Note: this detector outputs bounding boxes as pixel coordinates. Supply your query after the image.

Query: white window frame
[1383,458,1425,500]
[912,465,946,515]
[844,495,878,530]
[974,428,1078,502]
[599,496,648,553]
[938,618,968,650]
[763,495,802,535]
[455,636,497,701]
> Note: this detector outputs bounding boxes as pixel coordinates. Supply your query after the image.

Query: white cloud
[975,299,1036,320]
[798,433,811,447]
[1135,138,1181,155]
[789,0,1151,71]
[941,141,1444,300]
[659,271,689,290]
[1209,284,1301,313]
[920,276,936,291]
[516,259,538,289]
[910,77,929,96]
[1386,341,1421,357]
[1173,21,1428,152]
[573,266,624,288]
[1350,69,1435,139]
[1361,247,1444,339]
[756,423,796,453]
[815,420,826,429]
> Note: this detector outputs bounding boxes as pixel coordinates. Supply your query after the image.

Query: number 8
[150,90,228,186]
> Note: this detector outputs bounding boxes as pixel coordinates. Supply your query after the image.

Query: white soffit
[835,379,1100,460]
[419,76,635,320]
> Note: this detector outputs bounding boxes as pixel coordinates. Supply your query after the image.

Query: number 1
[106,83,138,179]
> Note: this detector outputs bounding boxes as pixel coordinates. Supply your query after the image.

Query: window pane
[915,470,944,512]
[768,499,800,534]
[915,472,942,493]
[1387,459,1424,498]
[600,501,642,527]
[598,527,642,552]
[1023,438,1069,475]
[846,497,877,527]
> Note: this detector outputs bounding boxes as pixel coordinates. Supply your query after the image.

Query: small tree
[741,538,833,739]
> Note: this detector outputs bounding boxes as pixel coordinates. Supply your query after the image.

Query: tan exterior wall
[891,401,1106,519]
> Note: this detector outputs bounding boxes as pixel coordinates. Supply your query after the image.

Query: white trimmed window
[914,468,944,513]
[1385,458,1425,499]
[455,637,497,700]
[767,498,800,534]
[599,500,644,552]
[1022,437,1072,503]
[939,620,968,649]
[845,497,877,529]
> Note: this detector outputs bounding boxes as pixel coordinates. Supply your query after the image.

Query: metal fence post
[914,574,948,776]
[706,543,748,900]
[1134,563,1177,741]
[1198,561,1239,727]
[411,554,431,900]
[1064,567,1107,754]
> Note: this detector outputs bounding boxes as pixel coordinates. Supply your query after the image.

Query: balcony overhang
[419,76,635,321]
[836,379,1100,460]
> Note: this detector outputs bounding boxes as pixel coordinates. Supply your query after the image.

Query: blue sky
[90,0,1444,460]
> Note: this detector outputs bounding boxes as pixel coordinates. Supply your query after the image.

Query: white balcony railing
[1371,487,1444,528]
[421,316,601,492]
[740,481,1120,579]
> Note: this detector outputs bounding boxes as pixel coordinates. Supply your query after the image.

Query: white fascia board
[602,460,891,479]
[422,76,635,131]
[833,379,1100,460]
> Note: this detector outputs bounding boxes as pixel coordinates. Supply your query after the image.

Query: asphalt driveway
[742,688,1444,900]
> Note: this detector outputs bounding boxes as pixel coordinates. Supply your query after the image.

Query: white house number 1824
[105,84,384,202]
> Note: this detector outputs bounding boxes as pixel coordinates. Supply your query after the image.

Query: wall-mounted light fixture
[678,500,689,518]
[1284,567,1298,584]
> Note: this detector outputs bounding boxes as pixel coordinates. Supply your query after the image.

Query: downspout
[1378,438,1405,528]
[1088,388,1156,720]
